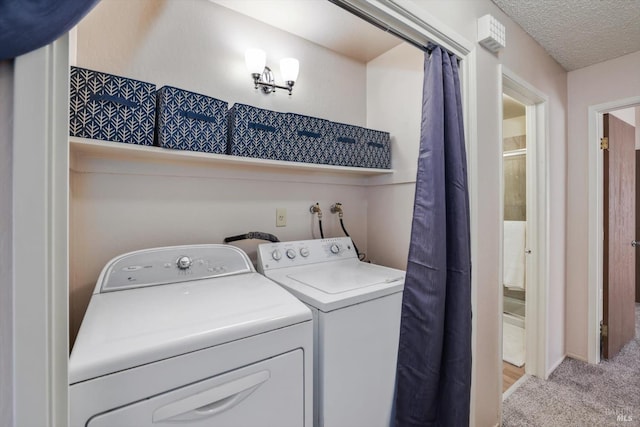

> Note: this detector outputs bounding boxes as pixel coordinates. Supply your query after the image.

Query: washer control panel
[257,237,357,272]
[99,245,254,293]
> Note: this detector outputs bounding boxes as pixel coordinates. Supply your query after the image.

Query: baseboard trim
[546,354,567,377]
[502,373,529,401]
[565,352,589,363]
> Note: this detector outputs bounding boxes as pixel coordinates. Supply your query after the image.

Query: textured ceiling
[491,0,640,71]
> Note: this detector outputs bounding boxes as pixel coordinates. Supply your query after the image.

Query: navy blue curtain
[0,0,100,60]
[394,45,471,427]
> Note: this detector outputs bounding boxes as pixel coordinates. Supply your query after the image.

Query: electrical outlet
[276,208,287,227]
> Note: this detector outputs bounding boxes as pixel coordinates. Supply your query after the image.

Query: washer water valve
[330,202,344,218]
[310,202,323,219]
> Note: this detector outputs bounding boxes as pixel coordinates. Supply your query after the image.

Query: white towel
[503,320,525,367]
[503,221,526,290]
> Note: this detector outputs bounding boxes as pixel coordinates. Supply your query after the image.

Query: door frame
[13,36,70,426]
[587,96,640,364]
[499,66,549,384]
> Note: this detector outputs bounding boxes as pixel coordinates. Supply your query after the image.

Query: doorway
[587,98,640,364]
[601,108,639,360]
[501,94,527,392]
[499,68,549,403]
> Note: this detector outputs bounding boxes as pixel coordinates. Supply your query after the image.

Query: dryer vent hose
[224,231,280,243]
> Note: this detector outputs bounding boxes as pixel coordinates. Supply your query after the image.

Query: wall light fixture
[245,48,299,96]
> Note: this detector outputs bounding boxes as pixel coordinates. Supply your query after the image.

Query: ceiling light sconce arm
[246,49,298,96]
[252,67,294,95]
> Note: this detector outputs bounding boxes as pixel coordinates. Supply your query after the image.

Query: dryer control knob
[272,249,282,261]
[286,249,297,259]
[176,255,192,270]
[330,244,340,254]
[300,247,310,257]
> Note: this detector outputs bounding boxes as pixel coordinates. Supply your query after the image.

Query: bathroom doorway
[499,68,549,399]
[501,93,527,392]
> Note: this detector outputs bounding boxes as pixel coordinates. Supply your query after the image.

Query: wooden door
[603,113,637,359]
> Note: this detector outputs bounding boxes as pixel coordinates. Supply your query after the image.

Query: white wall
[366,2,568,426]
[497,12,568,384]
[503,116,526,138]
[366,43,424,186]
[0,59,14,427]
[566,50,640,360]
[70,0,373,342]
[365,43,422,268]
[69,168,370,341]
[76,0,366,124]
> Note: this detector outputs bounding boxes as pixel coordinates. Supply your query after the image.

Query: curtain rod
[327,0,429,52]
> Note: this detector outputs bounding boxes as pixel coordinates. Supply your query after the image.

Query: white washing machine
[69,244,313,427]
[257,237,405,427]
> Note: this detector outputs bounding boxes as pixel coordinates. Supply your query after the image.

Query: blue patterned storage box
[156,86,228,153]
[361,128,391,169]
[228,104,289,160]
[287,113,333,164]
[326,122,363,167]
[69,67,156,145]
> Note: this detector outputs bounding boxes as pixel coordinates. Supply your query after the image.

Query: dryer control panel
[257,237,357,272]
[97,245,254,293]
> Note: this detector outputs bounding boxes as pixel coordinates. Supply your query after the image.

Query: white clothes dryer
[257,237,405,427]
[70,244,313,427]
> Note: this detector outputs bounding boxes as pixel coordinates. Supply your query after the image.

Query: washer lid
[287,262,404,294]
[269,259,405,312]
[69,272,311,384]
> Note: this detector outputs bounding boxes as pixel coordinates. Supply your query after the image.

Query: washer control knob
[176,256,192,270]
[330,244,340,254]
[300,247,310,257]
[286,249,297,259]
[272,250,282,261]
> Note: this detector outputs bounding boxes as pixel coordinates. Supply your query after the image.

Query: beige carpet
[503,304,640,426]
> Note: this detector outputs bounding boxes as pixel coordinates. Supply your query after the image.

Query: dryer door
[87,349,303,427]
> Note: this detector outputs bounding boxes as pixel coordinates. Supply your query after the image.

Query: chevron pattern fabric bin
[228,104,290,160]
[287,113,333,164]
[69,67,156,145]
[361,128,391,169]
[155,86,228,153]
[327,122,363,167]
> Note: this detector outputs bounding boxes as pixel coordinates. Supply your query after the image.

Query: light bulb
[245,49,266,75]
[280,58,299,83]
